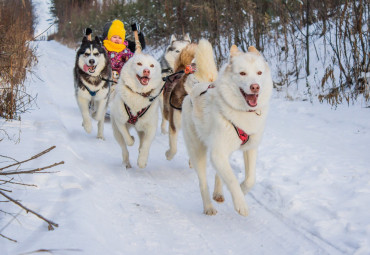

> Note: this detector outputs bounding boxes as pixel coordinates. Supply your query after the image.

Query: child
[101,19,145,81]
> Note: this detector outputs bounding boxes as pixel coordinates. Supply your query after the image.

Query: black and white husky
[74,36,111,139]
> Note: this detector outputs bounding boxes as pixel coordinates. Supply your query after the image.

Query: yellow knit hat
[107,20,126,41]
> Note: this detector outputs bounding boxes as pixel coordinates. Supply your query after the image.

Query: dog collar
[139,89,154,98]
[126,85,155,99]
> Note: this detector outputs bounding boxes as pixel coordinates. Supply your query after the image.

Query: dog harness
[199,85,251,146]
[162,71,184,94]
[124,103,151,125]
[99,75,117,84]
[163,65,197,110]
[232,124,249,145]
[83,84,99,97]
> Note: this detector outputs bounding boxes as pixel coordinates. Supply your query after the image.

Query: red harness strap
[124,103,151,125]
[232,124,249,145]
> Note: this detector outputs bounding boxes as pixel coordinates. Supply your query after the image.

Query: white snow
[1,1,370,255]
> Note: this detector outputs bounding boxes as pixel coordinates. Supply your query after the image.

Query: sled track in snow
[249,192,347,255]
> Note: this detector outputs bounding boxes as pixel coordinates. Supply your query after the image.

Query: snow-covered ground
[1,1,370,254]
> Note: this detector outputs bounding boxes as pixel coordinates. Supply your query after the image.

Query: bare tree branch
[0,146,56,171]
[0,233,17,242]
[0,178,37,187]
[19,248,83,255]
[0,161,64,176]
[0,190,59,231]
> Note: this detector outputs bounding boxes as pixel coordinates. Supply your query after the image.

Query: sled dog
[74,36,111,139]
[163,39,217,160]
[182,45,273,216]
[159,34,191,134]
[110,53,162,168]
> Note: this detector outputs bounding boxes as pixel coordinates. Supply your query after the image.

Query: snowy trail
[2,40,370,255]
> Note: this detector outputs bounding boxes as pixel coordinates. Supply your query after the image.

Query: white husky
[182,45,273,216]
[110,53,162,169]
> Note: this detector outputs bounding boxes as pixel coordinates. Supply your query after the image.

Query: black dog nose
[89,59,95,65]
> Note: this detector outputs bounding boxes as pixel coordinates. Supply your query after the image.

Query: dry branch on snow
[0,146,64,242]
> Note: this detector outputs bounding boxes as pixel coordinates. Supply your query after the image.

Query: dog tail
[194,39,218,83]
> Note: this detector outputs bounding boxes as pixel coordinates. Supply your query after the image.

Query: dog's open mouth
[136,75,150,86]
[240,88,258,107]
[83,64,96,73]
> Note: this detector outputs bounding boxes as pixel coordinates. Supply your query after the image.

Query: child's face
[110,35,123,44]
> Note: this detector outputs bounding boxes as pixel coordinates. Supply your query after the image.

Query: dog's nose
[143,69,150,76]
[250,84,260,93]
[89,59,95,65]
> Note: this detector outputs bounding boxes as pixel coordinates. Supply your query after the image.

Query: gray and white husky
[74,36,111,139]
[159,34,191,134]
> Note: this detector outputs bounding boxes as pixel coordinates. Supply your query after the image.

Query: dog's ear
[94,36,101,45]
[248,46,261,56]
[82,36,89,43]
[230,45,239,57]
[184,33,191,43]
[170,34,177,43]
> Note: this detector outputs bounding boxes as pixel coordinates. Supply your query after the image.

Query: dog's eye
[137,62,142,66]
[84,53,90,57]
[240,72,247,76]
[176,50,180,53]
[150,64,154,68]
[94,53,99,56]
[257,71,262,75]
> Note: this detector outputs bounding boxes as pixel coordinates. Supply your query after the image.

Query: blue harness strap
[83,84,99,97]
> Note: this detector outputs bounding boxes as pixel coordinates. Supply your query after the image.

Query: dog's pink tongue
[246,94,258,107]
[83,64,89,72]
[141,77,149,85]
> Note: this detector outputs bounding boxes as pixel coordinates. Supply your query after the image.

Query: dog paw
[213,193,225,203]
[124,161,132,169]
[97,134,105,140]
[204,207,217,216]
[165,150,175,160]
[82,121,92,133]
[235,203,249,217]
[137,159,147,169]
[126,135,135,146]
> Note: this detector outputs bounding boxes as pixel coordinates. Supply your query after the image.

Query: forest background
[50,0,369,107]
